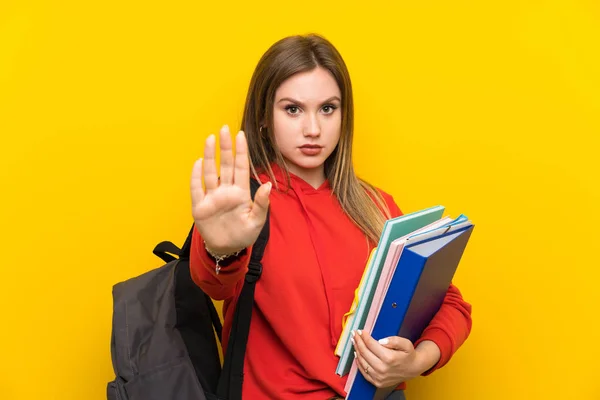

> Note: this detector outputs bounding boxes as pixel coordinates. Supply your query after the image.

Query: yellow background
[1,0,599,399]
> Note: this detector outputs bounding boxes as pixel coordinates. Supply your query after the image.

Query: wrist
[203,240,246,257]
[411,340,441,376]
[203,241,246,274]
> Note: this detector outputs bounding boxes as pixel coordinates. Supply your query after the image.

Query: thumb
[250,181,272,222]
[378,336,414,352]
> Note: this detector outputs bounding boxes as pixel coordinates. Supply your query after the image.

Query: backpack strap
[179,223,197,260]
[217,178,269,400]
[153,240,182,263]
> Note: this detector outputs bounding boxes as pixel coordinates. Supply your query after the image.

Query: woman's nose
[303,115,321,137]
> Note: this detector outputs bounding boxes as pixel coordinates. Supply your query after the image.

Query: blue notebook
[345,223,474,400]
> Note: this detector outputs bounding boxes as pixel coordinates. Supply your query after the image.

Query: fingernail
[222,124,229,131]
[351,337,355,345]
[378,338,389,345]
[357,330,363,336]
[267,182,272,192]
[351,331,355,338]
[354,351,357,359]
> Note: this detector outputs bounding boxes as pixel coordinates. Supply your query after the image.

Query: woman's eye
[322,105,337,114]
[286,106,300,115]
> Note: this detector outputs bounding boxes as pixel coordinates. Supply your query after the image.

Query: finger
[353,349,370,375]
[377,336,413,353]
[203,134,218,193]
[355,330,392,362]
[190,157,205,206]
[250,182,272,223]
[219,125,234,185]
[353,330,385,374]
[354,348,377,385]
[234,130,250,191]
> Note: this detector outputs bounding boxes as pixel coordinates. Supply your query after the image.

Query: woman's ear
[259,120,267,134]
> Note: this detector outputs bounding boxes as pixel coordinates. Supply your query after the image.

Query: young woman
[189,34,472,400]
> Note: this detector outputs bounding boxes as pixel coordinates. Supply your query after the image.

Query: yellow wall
[1,1,598,399]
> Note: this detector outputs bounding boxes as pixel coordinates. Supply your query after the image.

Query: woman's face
[272,66,342,183]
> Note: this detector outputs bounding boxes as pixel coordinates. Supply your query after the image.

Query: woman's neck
[285,163,326,189]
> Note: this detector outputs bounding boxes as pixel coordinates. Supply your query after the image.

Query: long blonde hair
[241,34,391,244]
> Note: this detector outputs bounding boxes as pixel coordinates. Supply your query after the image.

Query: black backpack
[107,179,269,400]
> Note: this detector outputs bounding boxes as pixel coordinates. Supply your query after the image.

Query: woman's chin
[288,158,326,171]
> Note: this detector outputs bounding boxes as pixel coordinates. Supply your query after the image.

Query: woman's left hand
[351,330,440,388]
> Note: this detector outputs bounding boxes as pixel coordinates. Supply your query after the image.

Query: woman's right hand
[190,125,272,255]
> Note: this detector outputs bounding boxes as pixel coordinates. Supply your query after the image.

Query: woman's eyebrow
[276,96,341,107]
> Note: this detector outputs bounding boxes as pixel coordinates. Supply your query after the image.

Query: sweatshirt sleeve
[414,283,473,375]
[189,226,252,301]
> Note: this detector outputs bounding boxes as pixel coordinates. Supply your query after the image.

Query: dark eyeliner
[284,104,300,113]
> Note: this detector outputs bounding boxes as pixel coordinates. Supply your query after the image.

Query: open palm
[190,125,271,255]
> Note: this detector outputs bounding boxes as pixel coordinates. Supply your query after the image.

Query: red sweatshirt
[190,164,472,399]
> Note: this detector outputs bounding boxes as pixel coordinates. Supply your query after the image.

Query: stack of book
[334,205,474,400]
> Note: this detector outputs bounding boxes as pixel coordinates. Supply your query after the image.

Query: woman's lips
[299,145,323,156]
